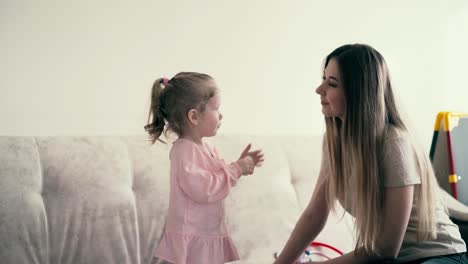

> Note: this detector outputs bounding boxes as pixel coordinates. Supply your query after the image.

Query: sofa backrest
[0,135,354,264]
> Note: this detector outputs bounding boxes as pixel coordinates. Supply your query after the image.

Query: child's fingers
[248,150,263,155]
[255,154,264,160]
[248,151,263,158]
[240,144,252,158]
[255,155,264,162]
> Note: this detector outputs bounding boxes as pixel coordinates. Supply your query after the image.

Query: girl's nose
[219,113,223,121]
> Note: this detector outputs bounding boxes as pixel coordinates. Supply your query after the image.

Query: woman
[274,44,467,263]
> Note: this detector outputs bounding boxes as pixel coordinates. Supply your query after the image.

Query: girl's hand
[239,143,264,167]
[236,156,255,176]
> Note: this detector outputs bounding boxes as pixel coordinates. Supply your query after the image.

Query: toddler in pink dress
[144,72,264,264]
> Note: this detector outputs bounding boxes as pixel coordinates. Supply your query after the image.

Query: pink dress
[155,138,242,264]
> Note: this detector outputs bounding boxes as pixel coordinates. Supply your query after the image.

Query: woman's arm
[311,185,414,264]
[376,185,414,257]
[274,170,331,264]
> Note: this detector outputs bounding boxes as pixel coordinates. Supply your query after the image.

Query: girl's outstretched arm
[174,141,244,203]
[177,155,245,203]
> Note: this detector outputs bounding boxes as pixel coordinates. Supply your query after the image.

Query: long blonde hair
[323,44,438,255]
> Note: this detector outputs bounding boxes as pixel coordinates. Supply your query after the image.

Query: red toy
[274,241,343,263]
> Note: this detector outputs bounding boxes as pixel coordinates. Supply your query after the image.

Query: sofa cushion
[38,137,139,264]
[0,137,48,264]
[208,135,303,262]
[0,135,356,264]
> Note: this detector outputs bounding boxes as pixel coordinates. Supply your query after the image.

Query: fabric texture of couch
[1,134,467,264]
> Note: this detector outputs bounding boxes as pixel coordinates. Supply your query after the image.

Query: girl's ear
[187,109,199,125]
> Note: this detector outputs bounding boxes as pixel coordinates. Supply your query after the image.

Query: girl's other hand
[236,156,255,176]
[239,143,265,167]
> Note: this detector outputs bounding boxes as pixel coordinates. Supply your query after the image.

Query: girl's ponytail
[145,78,167,144]
[144,72,216,143]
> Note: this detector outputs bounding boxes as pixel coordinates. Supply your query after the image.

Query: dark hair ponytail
[144,78,167,144]
[144,72,217,144]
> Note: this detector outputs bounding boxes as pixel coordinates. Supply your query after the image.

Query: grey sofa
[1,135,467,264]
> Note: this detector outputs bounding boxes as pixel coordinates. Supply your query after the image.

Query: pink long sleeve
[174,141,242,203]
[155,138,241,264]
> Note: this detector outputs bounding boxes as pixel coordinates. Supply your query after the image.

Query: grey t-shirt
[327,128,466,262]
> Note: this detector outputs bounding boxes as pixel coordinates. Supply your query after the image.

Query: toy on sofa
[274,241,343,263]
[297,242,343,262]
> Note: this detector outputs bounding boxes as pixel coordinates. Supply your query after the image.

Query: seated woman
[274,44,467,264]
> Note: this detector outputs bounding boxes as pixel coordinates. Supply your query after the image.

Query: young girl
[145,72,264,264]
[274,44,467,263]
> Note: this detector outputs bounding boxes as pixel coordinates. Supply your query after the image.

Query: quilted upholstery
[0,135,355,264]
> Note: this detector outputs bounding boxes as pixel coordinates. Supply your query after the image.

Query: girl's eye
[329,82,337,87]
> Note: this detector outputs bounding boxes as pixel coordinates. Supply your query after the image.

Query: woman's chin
[321,109,331,117]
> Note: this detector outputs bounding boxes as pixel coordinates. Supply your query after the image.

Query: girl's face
[199,92,223,137]
[315,58,346,119]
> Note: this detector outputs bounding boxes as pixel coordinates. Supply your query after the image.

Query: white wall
[445,2,468,114]
[1,0,467,148]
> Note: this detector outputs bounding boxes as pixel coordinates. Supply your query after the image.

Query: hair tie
[161,78,169,86]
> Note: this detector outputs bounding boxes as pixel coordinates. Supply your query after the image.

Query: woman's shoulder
[383,126,415,158]
[384,126,412,145]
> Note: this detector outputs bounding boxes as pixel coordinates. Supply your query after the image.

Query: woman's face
[315,58,346,119]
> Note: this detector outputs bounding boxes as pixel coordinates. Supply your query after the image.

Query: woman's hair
[144,72,216,144]
[323,44,438,255]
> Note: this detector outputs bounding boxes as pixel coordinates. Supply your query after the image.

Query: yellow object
[449,174,458,183]
[435,112,468,132]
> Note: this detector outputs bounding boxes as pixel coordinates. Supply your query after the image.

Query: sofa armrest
[441,187,468,251]
[440,188,468,221]
[451,218,468,244]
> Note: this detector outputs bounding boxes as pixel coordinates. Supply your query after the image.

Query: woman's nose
[219,113,223,121]
[315,83,324,95]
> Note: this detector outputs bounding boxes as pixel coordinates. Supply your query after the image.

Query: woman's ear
[187,109,199,125]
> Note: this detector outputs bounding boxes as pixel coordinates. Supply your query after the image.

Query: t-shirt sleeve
[382,134,421,187]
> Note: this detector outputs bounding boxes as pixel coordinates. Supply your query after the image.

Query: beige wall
[1,0,467,148]
[445,3,468,115]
